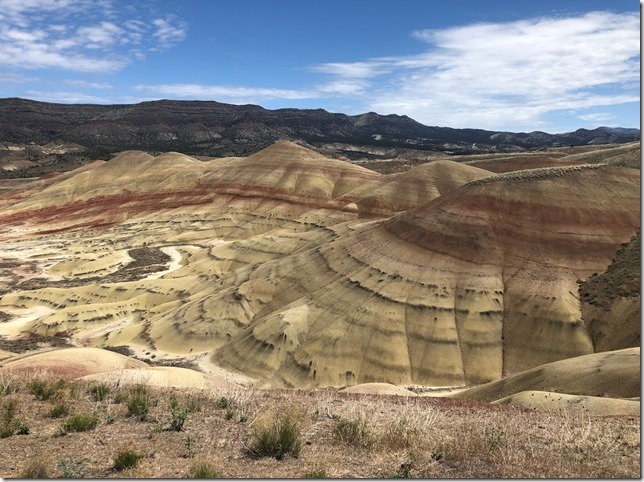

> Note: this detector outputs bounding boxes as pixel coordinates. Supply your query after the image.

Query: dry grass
[0,375,639,478]
[467,163,605,186]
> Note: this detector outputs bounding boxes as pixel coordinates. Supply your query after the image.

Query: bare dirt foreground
[0,374,639,479]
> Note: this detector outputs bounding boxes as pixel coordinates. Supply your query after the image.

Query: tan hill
[451,347,640,414]
[491,391,640,416]
[0,142,639,392]
[338,159,493,216]
[208,164,639,387]
[0,346,148,378]
[459,141,640,173]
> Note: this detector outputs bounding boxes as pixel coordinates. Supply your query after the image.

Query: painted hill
[451,347,640,415]
[0,141,639,393]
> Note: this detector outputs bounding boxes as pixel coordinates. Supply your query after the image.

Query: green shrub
[484,426,506,450]
[0,398,21,438]
[303,469,328,478]
[188,461,221,478]
[113,450,144,471]
[215,396,231,409]
[393,463,414,478]
[126,384,155,420]
[62,413,98,432]
[249,412,302,460]
[28,379,62,401]
[168,394,190,431]
[88,383,110,402]
[58,457,87,478]
[49,401,71,418]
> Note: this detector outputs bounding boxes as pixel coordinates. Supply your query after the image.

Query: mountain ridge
[0,97,639,163]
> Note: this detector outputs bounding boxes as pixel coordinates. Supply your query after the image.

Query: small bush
[303,469,328,478]
[21,460,49,478]
[184,435,197,458]
[168,394,191,431]
[484,426,506,450]
[333,416,371,448]
[393,463,414,478]
[113,450,144,471]
[215,396,230,409]
[249,412,302,460]
[62,413,98,432]
[88,383,110,402]
[58,457,87,478]
[29,379,57,401]
[49,401,71,418]
[188,461,221,478]
[0,398,21,438]
[126,384,155,420]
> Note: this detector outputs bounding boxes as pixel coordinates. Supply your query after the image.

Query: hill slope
[0,142,639,391]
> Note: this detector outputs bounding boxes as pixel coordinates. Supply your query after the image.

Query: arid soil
[0,376,639,479]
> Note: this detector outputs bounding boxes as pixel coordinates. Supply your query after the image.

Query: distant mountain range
[0,97,639,160]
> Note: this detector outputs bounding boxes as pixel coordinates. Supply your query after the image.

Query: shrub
[49,401,71,418]
[168,394,190,431]
[303,469,328,478]
[0,398,21,438]
[113,450,144,471]
[126,384,155,420]
[58,457,87,478]
[215,396,230,409]
[21,460,49,478]
[28,379,63,401]
[249,412,302,460]
[333,416,371,448]
[88,383,110,402]
[393,463,414,478]
[62,413,98,432]
[188,461,222,478]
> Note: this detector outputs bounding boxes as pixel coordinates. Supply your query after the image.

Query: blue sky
[0,0,639,133]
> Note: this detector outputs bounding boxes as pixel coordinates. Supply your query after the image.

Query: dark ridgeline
[0,97,639,159]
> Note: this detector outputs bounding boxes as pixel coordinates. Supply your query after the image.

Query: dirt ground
[0,377,639,479]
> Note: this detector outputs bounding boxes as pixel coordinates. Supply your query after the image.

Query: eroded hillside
[0,141,639,393]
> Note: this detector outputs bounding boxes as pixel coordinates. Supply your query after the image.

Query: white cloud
[311,11,640,130]
[577,112,615,122]
[25,89,111,103]
[63,79,112,89]
[310,61,389,79]
[134,83,315,103]
[152,17,187,49]
[0,0,187,72]
[76,21,122,48]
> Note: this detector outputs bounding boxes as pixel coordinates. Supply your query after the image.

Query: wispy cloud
[577,112,616,123]
[134,83,316,103]
[152,17,187,50]
[63,79,112,89]
[325,10,640,130]
[25,89,112,103]
[0,0,188,72]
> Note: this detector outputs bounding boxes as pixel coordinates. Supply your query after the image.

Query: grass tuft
[113,450,144,471]
[62,413,98,433]
[187,461,222,478]
[21,460,49,478]
[248,411,303,460]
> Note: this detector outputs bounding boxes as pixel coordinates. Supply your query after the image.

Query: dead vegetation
[0,374,639,478]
